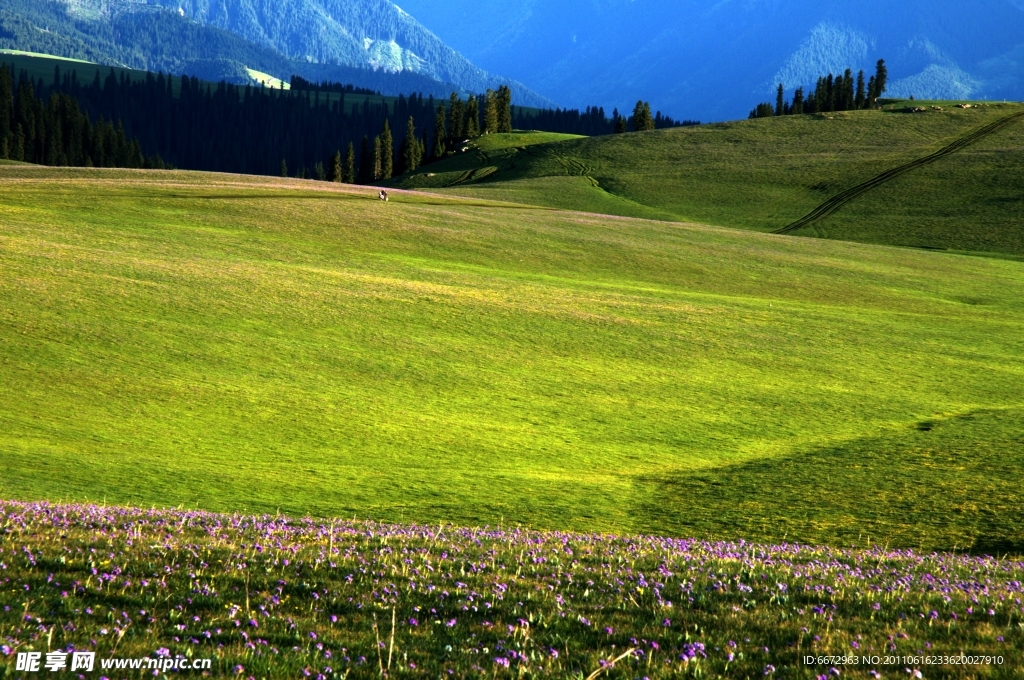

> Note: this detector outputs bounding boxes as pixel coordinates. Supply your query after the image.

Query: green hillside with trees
[394,101,1024,257]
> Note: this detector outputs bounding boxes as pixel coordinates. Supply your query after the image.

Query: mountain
[395,0,1024,121]
[0,0,552,105]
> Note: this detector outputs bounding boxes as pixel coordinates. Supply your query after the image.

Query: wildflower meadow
[0,501,1020,678]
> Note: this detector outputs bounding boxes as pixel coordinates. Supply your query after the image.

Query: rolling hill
[1,166,1022,552]
[392,104,1024,257]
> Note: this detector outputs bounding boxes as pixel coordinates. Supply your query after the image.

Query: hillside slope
[2,167,1023,550]
[394,104,1024,256]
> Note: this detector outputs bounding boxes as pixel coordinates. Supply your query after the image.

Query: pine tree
[380,119,393,179]
[483,89,499,134]
[855,70,866,109]
[449,93,464,141]
[433,104,447,159]
[343,143,356,184]
[867,76,878,108]
[329,150,342,182]
[466,94,481,137]
[612,108,627,133]
[373,135,382,181]
[464,95,480,137]
[401,116,419,174]
[280,158,288,177]
[632,101,654,131]
[843,69,854,111]
[792,88,805,115]
[874,59,888,102]
[496,85,513,133]
[315,161,326,181]
[776,84,785,117]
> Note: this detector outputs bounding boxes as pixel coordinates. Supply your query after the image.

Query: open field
[1,501,1021,679]
[393,104,1024,256]
[2,167,1023,552]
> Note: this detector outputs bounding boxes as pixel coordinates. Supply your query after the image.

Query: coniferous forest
[750,60,889,119]
[0,62,697,181]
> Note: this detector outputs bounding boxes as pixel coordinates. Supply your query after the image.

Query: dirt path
[774,110,1024,235]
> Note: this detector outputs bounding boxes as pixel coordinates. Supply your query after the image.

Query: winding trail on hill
[774,110,1024,235]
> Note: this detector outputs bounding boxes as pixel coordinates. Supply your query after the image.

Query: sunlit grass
[1,168,1022,551]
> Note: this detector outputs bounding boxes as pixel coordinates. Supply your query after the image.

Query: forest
[0,62,696,180]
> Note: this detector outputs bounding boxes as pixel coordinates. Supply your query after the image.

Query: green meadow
[2,167,1023,552]
[394,105,1024,256]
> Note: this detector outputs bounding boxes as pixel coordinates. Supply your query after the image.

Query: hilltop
[394,104,1024,257]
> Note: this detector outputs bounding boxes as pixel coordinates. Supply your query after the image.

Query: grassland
[2,167,1023,553]
[394,104,1024,256]
[1,502,1021,679]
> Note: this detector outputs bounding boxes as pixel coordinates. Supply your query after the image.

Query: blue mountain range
[397,0,1024,120]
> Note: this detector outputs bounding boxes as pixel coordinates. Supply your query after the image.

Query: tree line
[1,62,698,181]
[750,59,889,119]
[0,63,165,169]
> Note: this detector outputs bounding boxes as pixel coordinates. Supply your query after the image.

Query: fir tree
[496,85,513,133]
[343,143,355,184]
[433,104,447,159]
[612,108,627,133]
[401,116,420,174]
[844,69,854,111]
[632,101,654,131]
[315,161,326,182]
[280,158,288,177]
[449,93,464,142]
[373,135,382,181]
[867,76,877,108]
[792,87,805,115]
[776,84,785,116]
[483,89,499,134]
[855,70,866,109]
[874,59,888,101]
[329,150,342,182]
[464,95,480,137]
[380,119,393,179]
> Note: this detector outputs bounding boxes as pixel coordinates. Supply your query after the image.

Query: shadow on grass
[633,408,1024,555]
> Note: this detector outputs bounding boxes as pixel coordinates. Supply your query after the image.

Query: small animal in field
[379,190,389,202]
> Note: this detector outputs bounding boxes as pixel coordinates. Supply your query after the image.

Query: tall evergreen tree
[328,149,342,182]
[343,143,355,184]
[482,89,499,134]
[867,76,878,108]
[464,95,480,137]
[776,84,785,117]
[612,108,627,133]
[855,70,866,109]
[632,100,654,131]
[280,158,288,177]
[874,59,888,101]
[400,116,420,174]
[433,104,447,159]
[372,135,382,181]
[449,92,464,141]
[792,87,805,115]
[380,119,393,180]
[496,85,513,133]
